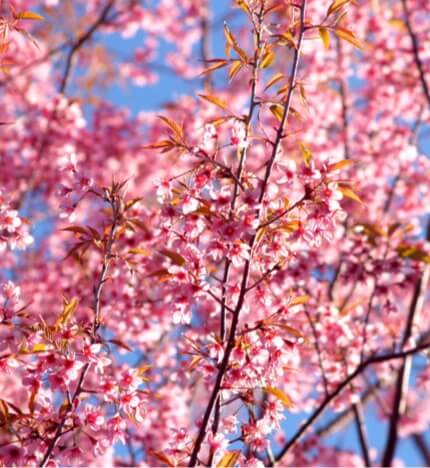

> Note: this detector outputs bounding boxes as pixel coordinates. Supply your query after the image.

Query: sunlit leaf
[217,451,240,468]
[334,27,364,49]
[229,60,243,81]
[397,245,430,264]
[300,143,312,166]
[327,0,351,16]
[270,104,284,122]
[159,249,186,266]
[149,451,174,467]
[199,94,230,112]
[14,11,44,20]
[319,27,331,49]
[55,297,79,328]
[260,49,275,69]
[328,159,354,172]
[158,116,184,141]
[109,338,133,352]
[128,248,150,256]
[289,295,310,306]
[338,185,363,204]
[201,59,228,75]
[264,72,284,91]
[264,386,294,408]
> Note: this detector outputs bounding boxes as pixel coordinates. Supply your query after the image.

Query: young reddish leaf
[235,0,251,16]
[62,226,89,236]
[319,27,331,49]
[158,116,184,141]
[223,23,248,61]
[264,72,284,91]
[264,386,294,408]
[109,338,133,352]
[199,94,230,112]
[201,59,228,75]
[269,104,284,122]
[229,60,243,81]
[300,143,313,166]
[128,248,150,256]
[149,451,175,467]
[55,297,79,328]
[217,451,240,467]
[14,11,44,20]
[159,249,186,266]
[338,185,363,204]
[289,295,310,306]
[260,49,275,69]
[397,245,430,264]
[327,0,351,16]
[334,27,364,49]
[328,159,354,172]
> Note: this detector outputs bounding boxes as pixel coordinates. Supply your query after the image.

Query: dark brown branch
[39,194,120,467]
[400,0,430,108]
[273,341,430,465]
[381,5,430,458]
[412,433,430,467]
[188,2,308,464]
[352,402,371,466]
[381,222,430,466]
[59,0,116,93]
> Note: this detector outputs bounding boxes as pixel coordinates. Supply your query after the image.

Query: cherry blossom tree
[0,0,430,466]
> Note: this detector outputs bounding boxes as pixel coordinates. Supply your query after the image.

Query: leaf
[32,343,47,352]
[128,248,150,256]
[270,104,284,122]
[300,143,312,166]
[289,295,310,306]
[277,31,296,49]
[270,323,304,339]
[109,338,133,352]
[142,140,176,152]
[229,60,242,81]
[319,27,331,49]
[62,226,89,236]
[397,245,430,264]
[56,297,79,328]
[14,11,44,20]
[158,116,183,141]
[28,385,39,413]
[159,249,186,266]
[338,185,363,204]
[217,451,240,468]
[0,400,9,424]
[264,386,294,408]
[265,73,284,91]
[235,0,252,16]
[334,27,364,49]
[223,23,248,61]
[388,18,406,31]
[328,159,354,172]
[279,220,301,232]
[260,49,275,69]
[201,59,228,75]
[327,0,351,16]
[199,94,229,112]
[149,451,174,467]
